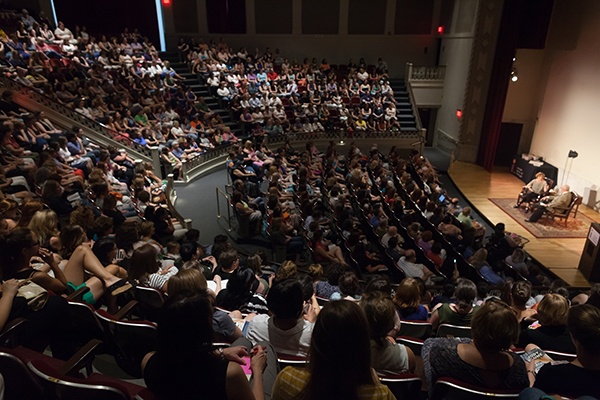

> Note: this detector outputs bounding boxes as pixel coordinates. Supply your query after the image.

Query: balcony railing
[406,64,446,82]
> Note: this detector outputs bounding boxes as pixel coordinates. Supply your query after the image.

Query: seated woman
[129,244,178,293]
[330,271,362,301]
[362,294,416,375]
[508,280,537,325]
[517,293,575,354]
[142,290,273,400]
[469,248,505,286]
[429,278,479,331]
[27,209,61,252]
[270,217,303,258]
[0,229,78,360]
[167,268,244,344]
[58,225,130,301]
[233,190,263,223]
[311,229,347,266]
[526,304,600,399]
[515,172,549,211]
[423,300,529,393]
[272,300,396,399]
[393,277,429,321]
[315,263,346,299]
[505,248,529,277]
[215,267,269,315]
[349,232,388,274]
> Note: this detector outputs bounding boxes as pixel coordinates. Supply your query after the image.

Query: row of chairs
[0,340,154,400]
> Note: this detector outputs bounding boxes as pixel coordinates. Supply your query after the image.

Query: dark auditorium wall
[159,0,441,76]
[52,0,160,45]
[255,0,292,34]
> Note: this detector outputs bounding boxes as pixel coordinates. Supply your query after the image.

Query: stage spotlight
[568,150,578,158]
[510,68,518,82]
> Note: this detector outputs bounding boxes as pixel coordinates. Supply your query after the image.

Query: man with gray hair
[396,249,434,282]
[526,184,572,223]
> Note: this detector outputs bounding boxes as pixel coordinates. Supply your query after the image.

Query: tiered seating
[175,37,419,136]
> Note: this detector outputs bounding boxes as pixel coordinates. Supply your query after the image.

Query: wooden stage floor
[449,161,599,287]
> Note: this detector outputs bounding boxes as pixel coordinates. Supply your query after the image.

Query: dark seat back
[437,324,472,339]
[134,286,166,322]
[95,310,157,378]
[398,320,432,340]
[378,373,422,399]
[431,377,520,400]
[0,348,45,400]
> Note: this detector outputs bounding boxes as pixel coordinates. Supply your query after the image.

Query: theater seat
[431,377,520,400]
[0,347,45,400]
[378,372,422,399]
[276,353,308,369]
[437,324,472,339]
[397,320,433,340]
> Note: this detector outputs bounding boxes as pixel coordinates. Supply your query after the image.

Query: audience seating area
[0,8,598,400]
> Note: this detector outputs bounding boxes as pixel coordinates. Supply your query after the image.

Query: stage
[448,161,600,287]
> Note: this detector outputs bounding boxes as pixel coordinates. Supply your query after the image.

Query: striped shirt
[145,267,179,291]
[272,367,396,400]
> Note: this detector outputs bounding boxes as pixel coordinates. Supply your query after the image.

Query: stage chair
[430,377,520,400]
[437,324,472,339]
[542,192,582,226]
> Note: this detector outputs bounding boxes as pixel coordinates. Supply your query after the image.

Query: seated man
[246,278,313,357]
[396,249,434,282]
[381,225,404,248]
[526,184,572,223]
[457,207,485,239]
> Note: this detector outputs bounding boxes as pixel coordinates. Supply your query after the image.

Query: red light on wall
[437,26,444,35]
[456,109,463,119]
[162,0,171,5]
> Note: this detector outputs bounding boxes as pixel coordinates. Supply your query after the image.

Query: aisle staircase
[160,52,244,138]
[388,78,418,132]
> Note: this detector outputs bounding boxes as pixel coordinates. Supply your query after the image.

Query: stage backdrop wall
[525,0,600,210]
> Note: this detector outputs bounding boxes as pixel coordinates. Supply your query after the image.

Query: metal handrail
[215,187,232,232]
[404,63,424,133]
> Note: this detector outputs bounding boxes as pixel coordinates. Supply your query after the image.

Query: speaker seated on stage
[525,184,572,223]
[515,172,550,211]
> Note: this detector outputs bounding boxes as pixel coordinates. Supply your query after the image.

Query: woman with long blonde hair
[28,209,61,251]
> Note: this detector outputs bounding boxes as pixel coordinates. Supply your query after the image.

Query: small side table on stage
[511,156,559,185]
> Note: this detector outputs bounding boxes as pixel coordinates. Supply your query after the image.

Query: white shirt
[246,315,313,356]
[55,27,73,41]
[396,257,425,279]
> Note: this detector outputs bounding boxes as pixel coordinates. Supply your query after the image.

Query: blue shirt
[171,148,184,159]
